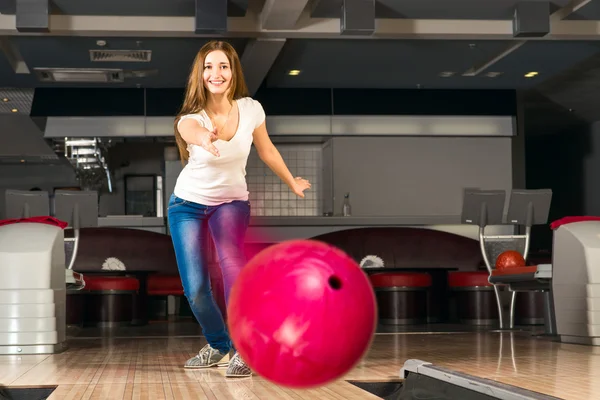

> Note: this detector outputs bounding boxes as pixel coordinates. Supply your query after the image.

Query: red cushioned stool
[147,274,184,321]
[83,276,140,328]
[515,291,545,326]
[448,271,499,326]
[369,272,432,325]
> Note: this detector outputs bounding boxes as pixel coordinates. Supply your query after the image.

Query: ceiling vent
[89,49,152,62]
[34,68,124,83]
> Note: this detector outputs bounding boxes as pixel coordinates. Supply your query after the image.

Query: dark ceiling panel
[2,35,599,92]
[4,36,248,88]
[565,0,600,20]
[312,0,568,19]
[492,40,600,85]
[533,49,600,122]
[265,39,597,90]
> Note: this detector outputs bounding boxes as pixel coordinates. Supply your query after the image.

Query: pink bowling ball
[227,239,377,388]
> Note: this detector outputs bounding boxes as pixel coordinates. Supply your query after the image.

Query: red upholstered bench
[146,274,185,320]
[448,271,499,326]
[84,276,140,292]
[81,276,140,328]
[369,272,432,325]
[148,274,184,296]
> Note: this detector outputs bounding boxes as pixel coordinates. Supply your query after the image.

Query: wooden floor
[0,322,597,400]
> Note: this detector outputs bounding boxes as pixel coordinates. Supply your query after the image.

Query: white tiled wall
[246,144,322,216]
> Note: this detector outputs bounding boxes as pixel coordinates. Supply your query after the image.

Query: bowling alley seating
[369,272,432,324]
[52,191,153,328]
[66,220,238,324]
[311,227,486,325]
[448,271,498,325]
[0,188,155,331]
[514,291,547,326]
[1,189,150,329]
[80,275,140,327]
[311,227,484,271]
[447,252,546,327]
[70,226,179,323]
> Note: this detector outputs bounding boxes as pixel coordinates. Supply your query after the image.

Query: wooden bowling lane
[0,329,598,399]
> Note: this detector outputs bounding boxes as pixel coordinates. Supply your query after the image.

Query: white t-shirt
[173,97,266,206]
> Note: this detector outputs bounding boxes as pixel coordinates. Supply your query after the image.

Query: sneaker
[225,352,252,378]
[184,344,230,369]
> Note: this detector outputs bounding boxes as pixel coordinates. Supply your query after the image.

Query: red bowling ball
[495,250,526,270]
[227,239,377,388]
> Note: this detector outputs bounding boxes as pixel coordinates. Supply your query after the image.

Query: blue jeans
[167,194,250,354]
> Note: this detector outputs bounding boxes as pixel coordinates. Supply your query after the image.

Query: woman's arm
[178,118,220,157]
[252,121,311,197]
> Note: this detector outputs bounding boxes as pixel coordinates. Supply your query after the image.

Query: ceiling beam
[0,36,29,73]
[240,38,286,95]
[15,0,49,33]
[310,0,333,17]
[1,13,600,40]
[341,0,375,35]
[228,0,249,17]
[260,0,310,30]
[0,0,16,15]
[462,41,526,77]
[195,0,227,35]
[461,0,593,76]
[550,0,592,22]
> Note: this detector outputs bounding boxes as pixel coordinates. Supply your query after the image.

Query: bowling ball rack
[460,188,553,332]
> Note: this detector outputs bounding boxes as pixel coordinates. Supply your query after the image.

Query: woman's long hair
[174,40,249,163]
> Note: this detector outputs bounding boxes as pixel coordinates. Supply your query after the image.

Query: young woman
[168,40,311,378]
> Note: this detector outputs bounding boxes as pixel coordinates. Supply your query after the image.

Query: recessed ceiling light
[439,71,455,77]
[2,98,8,102]
[524,71,539,78]
[11,108,18,113]
[288,70,301,76]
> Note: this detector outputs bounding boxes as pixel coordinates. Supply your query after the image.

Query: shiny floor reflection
[0,320,595,400]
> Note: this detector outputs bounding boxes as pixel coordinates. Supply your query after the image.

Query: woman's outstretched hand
[291,176,311,198]
[198,128,220,157]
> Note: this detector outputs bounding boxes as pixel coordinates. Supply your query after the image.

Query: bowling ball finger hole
[328,276,342,290]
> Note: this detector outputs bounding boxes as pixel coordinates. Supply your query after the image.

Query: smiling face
[202,50,232,95]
